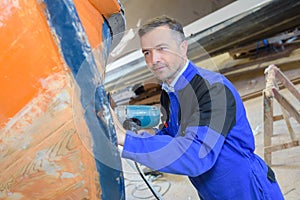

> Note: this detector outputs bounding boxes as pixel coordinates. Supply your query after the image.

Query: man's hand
[138,128,156,135]
[110,106,126,146]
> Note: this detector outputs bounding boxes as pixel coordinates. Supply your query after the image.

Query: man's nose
[151,49,162,63]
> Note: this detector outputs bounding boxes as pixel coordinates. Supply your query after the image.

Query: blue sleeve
[122,126,225,177]
[155,126,171,136]
[122,81,236,177]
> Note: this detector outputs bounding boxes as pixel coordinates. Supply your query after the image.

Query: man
[112,15,284,199]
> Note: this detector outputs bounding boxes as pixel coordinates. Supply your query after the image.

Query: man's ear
[180,40,188,55]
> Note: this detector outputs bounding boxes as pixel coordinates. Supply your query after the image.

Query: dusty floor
[121,84,300,200]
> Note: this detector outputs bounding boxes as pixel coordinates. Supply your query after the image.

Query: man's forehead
[140,28,177,47]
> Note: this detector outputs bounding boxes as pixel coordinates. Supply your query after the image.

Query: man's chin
[156,75,167,82]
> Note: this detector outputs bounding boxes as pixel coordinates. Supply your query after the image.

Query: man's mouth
[153,65,166,72]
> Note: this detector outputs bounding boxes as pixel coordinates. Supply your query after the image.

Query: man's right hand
[110,106,126,146]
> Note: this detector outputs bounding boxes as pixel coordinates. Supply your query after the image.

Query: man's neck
[162,60,189,92]
[168,59,188,86]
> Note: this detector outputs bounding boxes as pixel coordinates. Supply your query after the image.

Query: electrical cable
[122,119,165,200]
[123,159,171,199]
[126,178,171,199]
[134,161,165,200]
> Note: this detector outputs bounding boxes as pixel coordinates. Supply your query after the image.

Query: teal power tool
[114,105,161,131]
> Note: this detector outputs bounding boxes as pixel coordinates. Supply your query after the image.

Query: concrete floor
[121,84,300,200]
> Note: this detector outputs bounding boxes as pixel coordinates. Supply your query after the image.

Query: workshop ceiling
[111,0,235,59]
[120,0,235,30]
[107,0,300,105]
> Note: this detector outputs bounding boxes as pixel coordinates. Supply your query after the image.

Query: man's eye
[143,51,150,56]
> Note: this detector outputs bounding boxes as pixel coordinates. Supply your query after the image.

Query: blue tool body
[115,105,160,128]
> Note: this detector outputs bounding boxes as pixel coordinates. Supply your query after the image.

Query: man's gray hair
[138,15,185,43]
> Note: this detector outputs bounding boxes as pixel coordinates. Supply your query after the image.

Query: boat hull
[0,0,125,199]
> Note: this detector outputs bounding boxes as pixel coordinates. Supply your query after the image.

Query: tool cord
[122,119,164,200]
[134,161,164,200]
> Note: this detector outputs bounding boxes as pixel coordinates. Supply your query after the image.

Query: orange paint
[88,0,121,18]
[0,0,120,128]
[74,0,104,48]
[0,0,64,127]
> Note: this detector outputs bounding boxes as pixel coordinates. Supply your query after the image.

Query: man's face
[140,26,187,84]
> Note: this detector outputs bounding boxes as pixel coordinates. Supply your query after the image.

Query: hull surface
[0,0,125,199]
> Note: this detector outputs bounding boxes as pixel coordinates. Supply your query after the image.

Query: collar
[162,60,189,93]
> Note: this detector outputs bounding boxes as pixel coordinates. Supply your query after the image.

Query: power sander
[114,105,161,131]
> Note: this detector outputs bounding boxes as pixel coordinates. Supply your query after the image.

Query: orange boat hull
[0,0,125,199]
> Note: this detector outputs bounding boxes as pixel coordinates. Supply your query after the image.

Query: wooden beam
[264,140,300,154]
[273,88,300,123]
[275,67,300,101]
[263,92,273,165]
